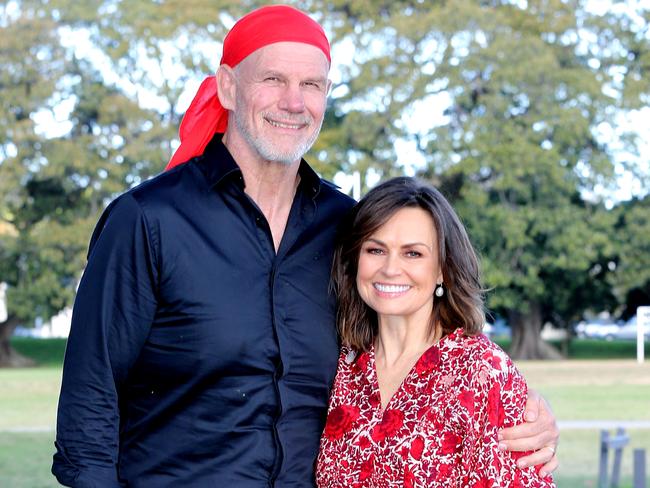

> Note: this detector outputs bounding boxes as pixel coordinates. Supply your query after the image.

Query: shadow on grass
[10,338,67,367]
[493,338,650,360]
[8,336,649,368]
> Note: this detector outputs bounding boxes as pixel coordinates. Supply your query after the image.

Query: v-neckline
[368,339,444,414]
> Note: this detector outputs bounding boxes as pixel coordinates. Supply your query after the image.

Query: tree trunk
[0,315,36,367]
[508,303,564,360]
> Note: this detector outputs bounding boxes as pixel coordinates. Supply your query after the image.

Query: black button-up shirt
[52,135,355,487]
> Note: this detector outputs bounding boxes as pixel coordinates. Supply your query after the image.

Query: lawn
[516,359,650,487]
[0,367,60,487]
[2,338,649,487]
[0,431,58,488]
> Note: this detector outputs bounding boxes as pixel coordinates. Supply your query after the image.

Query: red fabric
[316,330,556,487]
[166,5,331,170]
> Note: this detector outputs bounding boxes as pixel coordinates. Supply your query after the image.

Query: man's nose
[278,84,305,113]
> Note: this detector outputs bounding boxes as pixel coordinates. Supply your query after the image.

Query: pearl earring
[435,284,444,297]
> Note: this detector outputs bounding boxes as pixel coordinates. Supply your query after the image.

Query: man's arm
[498,389,560,477]
[52,194,159,487]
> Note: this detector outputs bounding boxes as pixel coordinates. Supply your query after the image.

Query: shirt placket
[247,186,316,486]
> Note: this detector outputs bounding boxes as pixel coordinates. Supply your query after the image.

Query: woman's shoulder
[337,345,371,374]
[444,329,518,379]
[338,345,357,365]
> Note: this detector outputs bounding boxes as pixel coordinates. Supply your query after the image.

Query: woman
[316,177,555,487]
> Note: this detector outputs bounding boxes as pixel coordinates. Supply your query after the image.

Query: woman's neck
[373,313,442,410]
[375,315,441,367]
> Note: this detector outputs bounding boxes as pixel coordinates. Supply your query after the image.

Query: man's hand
[498,389,559,477]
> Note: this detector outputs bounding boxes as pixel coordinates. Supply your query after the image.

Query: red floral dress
[316,329,555,487]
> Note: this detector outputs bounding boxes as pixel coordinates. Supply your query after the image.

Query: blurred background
[1,0,649,486]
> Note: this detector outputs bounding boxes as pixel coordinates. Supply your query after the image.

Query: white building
[2,281,72,338]
[43,307,72,338]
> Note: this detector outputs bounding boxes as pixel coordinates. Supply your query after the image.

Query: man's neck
[223,133,302,251]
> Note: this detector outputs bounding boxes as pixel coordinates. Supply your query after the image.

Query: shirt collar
[197,133,322,199]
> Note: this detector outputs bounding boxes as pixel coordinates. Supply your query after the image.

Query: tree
[593,3,650,316]
[421,2,624,359]
[2,0,647,364]
[611,196,650,318]
[0,2,68,365]
[310,0,638,358]
[0,0,278,366]
[0,2,169,366]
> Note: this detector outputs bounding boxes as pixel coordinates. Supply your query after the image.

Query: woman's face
[356,207,443,323]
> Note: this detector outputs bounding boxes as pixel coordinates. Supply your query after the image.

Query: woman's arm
[462,345,556,487]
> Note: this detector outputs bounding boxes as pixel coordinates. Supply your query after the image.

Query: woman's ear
[435,268,444,286]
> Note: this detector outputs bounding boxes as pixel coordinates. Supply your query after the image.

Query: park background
[1,0,649,486]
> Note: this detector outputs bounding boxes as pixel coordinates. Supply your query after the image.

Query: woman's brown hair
[332,177,485,351]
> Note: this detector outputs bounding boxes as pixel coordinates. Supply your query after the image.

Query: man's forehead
[240,42,330,72]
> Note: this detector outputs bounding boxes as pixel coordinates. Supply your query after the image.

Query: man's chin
[259,142,313,165]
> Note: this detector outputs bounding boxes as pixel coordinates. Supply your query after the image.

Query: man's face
[229,42,330,165]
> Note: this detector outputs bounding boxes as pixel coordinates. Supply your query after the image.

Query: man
[53,5,558,487]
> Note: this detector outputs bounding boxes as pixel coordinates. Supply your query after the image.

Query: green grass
[1,339,65,486]
[3,338,650,487]
[516,360,650,488]
[516,360,650,421]
[0,367,61,429]
[0,432,59,488]
[550,429,650,488]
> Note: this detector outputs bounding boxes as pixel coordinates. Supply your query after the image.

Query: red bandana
[166,5,331,170]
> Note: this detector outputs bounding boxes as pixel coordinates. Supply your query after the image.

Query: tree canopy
[1,0,649,363]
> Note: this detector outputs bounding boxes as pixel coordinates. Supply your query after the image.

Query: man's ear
[216,65,236,110]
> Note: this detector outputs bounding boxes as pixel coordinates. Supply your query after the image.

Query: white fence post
[637,306,650,364]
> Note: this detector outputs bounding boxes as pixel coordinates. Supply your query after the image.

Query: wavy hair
[332,177,485,351]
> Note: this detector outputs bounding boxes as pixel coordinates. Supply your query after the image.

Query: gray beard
[233,109,323,166]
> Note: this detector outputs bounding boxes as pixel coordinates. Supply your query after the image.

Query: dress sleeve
[52,193,159,487]
[462,345,555,487]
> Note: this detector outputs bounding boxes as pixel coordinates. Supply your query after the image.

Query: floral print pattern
[316,329,555,487]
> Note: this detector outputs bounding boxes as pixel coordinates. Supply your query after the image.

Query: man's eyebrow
[258,70,327,83]
[305,76,328,83]
[260,70,284,78]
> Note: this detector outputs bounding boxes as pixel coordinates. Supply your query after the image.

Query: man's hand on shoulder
[498,388,559,477]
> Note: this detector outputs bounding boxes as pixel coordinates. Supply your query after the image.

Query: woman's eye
[405,251,422,258]
[366,248,384,255]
